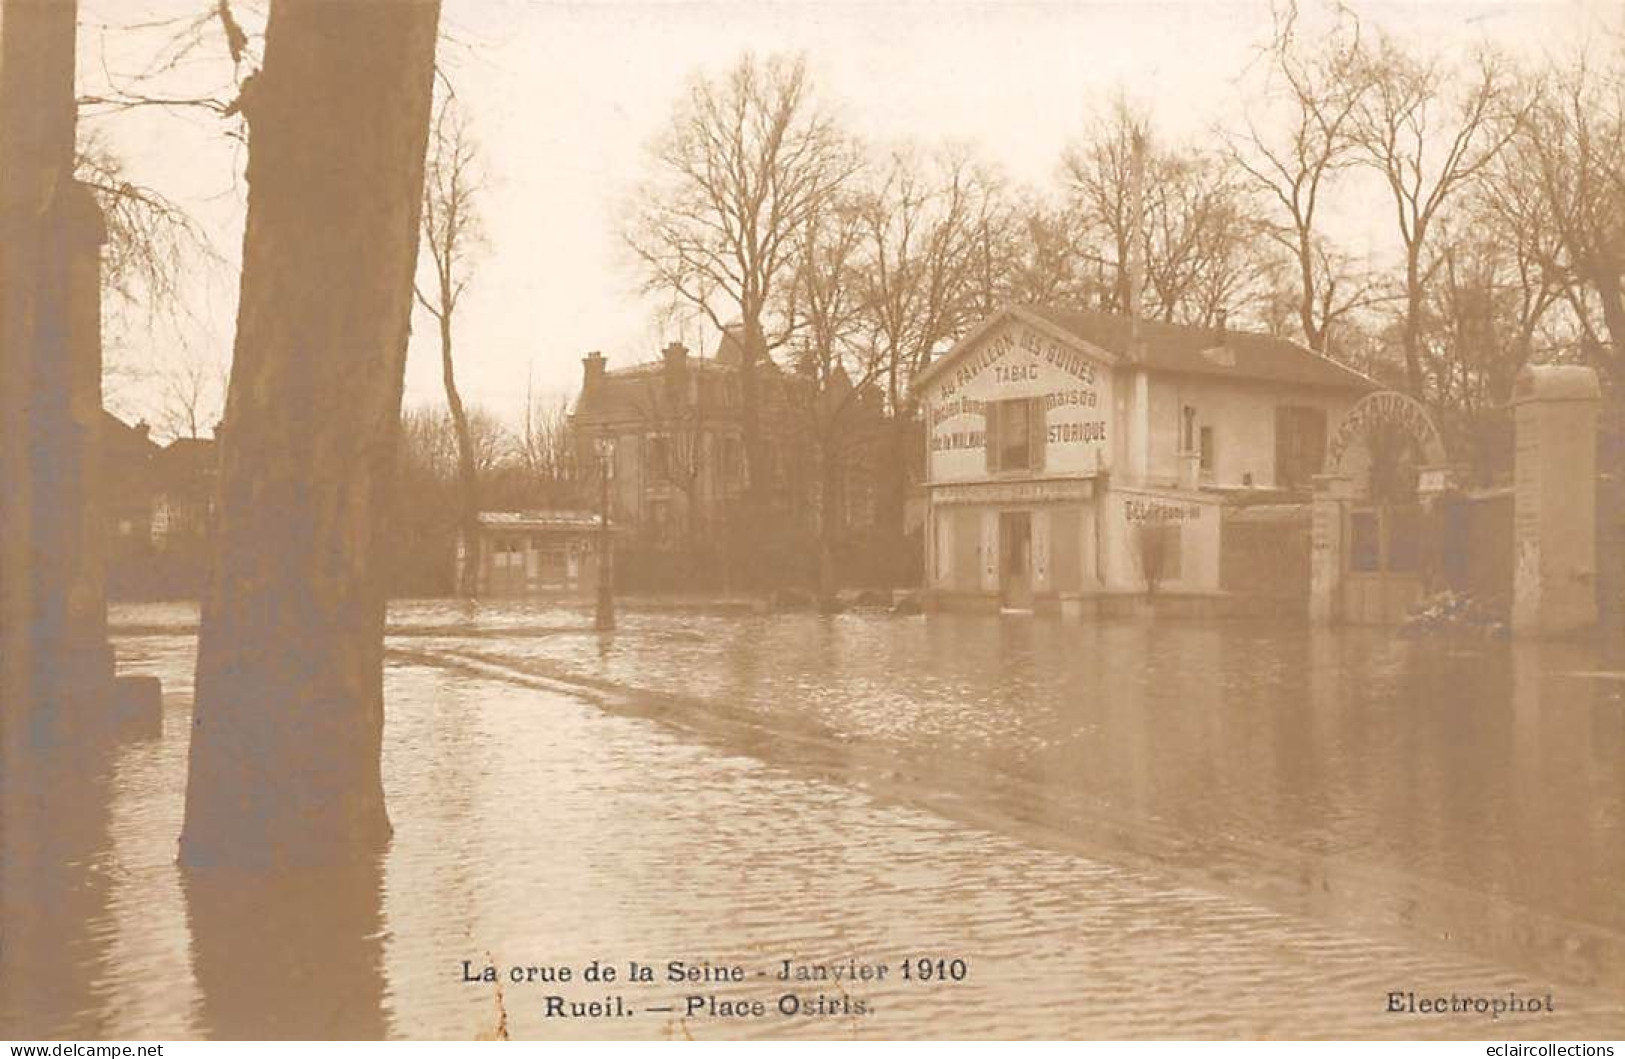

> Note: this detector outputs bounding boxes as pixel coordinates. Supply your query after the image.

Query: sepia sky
[75,0,1619,436]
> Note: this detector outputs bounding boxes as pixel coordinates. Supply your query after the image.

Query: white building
[913,306,1374,610]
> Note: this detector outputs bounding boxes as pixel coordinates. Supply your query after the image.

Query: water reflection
[182,859,389,1039]
[0,735,119,1037]
[395,606,1624,988]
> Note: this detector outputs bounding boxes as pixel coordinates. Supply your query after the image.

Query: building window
[1275,405,1328,490]
[985,397,1046,474]
[1000,399,1031,469]
[537,547,566,586]
[648,499,673,543]
[647,436,670,481]
[1199,426,1215,473]
[1181,405,1197,452]
[493,539,523,569]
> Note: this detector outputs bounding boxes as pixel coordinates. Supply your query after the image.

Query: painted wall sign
[933,479,1095,505]
[1124,498,1203,523]
[923,322,1114,483]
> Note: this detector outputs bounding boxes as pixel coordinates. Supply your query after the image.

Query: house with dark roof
[100,411,219,598]
[911,305,1375,608]
[101,410,160,548]
[149,435,217,548]
[568,330,888,564]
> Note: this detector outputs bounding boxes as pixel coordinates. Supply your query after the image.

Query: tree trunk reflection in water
[0,738,119,1038]
[181,858,390,1040]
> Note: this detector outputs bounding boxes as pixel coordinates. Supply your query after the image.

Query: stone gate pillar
[1309,472,1354,625]
[1512,365,1601,637]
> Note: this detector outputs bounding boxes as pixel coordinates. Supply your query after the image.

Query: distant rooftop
[476,510,601,532]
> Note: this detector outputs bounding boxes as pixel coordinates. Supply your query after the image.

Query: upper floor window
[646,435,671,482]
[985,397,1046,474]
[1199,425,1215,473]
[717,435,741,485]
[1275,405,1328,490]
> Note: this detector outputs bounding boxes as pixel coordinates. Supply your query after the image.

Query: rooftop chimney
[662,341,690,403]
[582,351,607,391]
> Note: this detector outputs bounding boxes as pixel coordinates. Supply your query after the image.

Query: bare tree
[784,191,877,607]
[74,1,257,123]
[74,134,219,322]
[183,0,442,869]
[1061,94,1153,314]
[1062,99,1272,328]
[73,133,226,414]
[1496,52,1625,393]
[627,53,857,507]
[1351,37,1525,397]
[414,94,485,595]
[1227,11,1370,351]
[997,198,1098,308]
[156,348,228,441]
[857,149,1004,543]
[1139,151,1271,326]
[517,383,579,507]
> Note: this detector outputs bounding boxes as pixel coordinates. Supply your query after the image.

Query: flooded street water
[5,601,1623,1039]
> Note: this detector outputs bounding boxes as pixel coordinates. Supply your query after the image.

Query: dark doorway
[1000,511,1033,611]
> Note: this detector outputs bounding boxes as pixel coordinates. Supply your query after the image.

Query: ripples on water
[1,600,1620,1039]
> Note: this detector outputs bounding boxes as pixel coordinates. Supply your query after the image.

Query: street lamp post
[594,436,615,631]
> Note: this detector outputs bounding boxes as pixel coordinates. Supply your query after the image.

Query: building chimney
[662,341,690,403]
[582,351,607,391]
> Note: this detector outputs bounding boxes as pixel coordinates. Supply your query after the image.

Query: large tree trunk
[439,313,480,597]
[1296,227,1326,352]
[180,0,441,870]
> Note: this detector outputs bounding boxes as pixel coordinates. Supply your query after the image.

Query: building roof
[572,360,734,420]
[102,410,159,460]
[571,331,800,423]
[476,510,602,532]
[151,435,217,495]
[916,305,1377,394]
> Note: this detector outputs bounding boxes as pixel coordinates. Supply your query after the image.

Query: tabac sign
[920,318,1114,484]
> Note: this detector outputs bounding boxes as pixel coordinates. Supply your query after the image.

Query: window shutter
[1307,408,1327,479]
[985,401,1001,473]
[1029,397,1046,471]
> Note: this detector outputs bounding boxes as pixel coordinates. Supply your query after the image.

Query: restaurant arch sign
[1323,390,1446,476]
[1311,390,1452,625]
